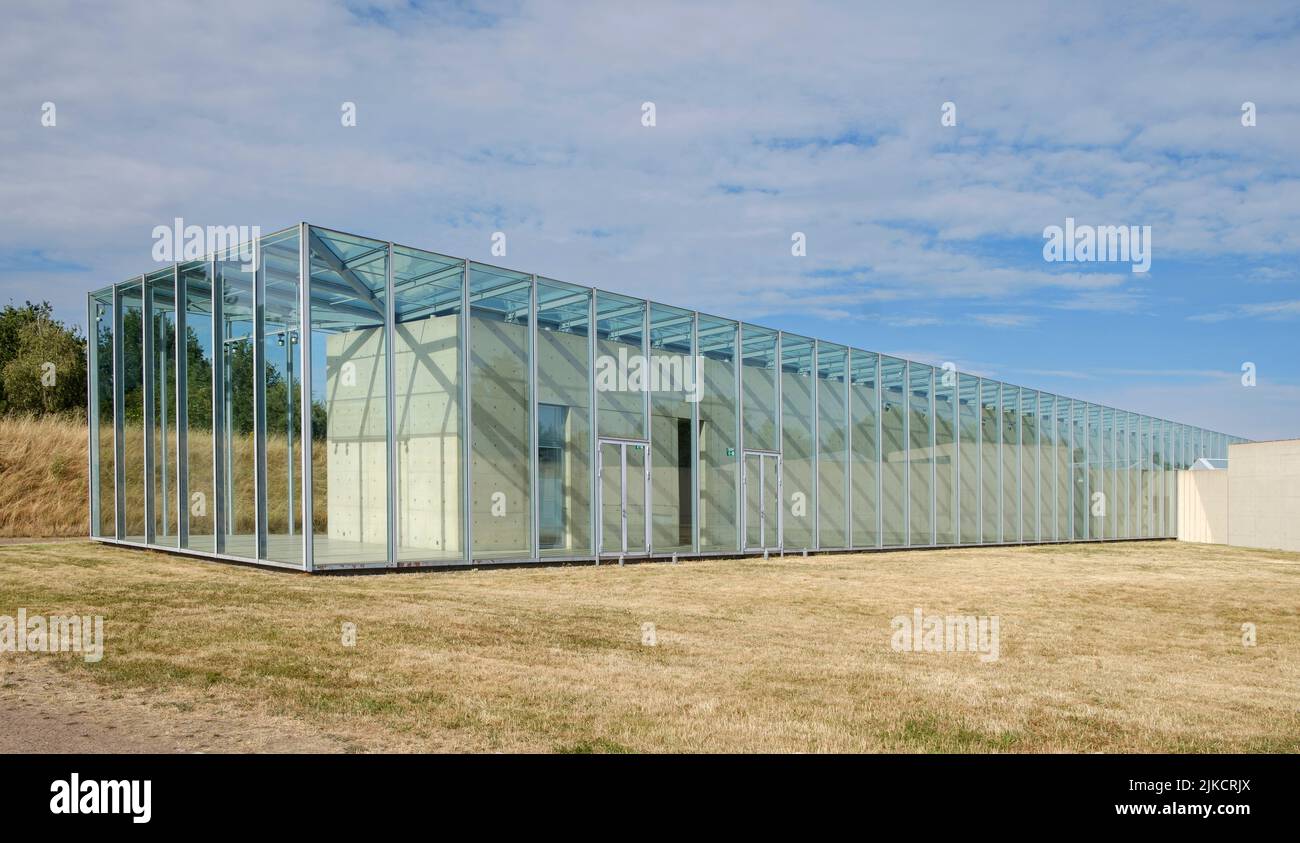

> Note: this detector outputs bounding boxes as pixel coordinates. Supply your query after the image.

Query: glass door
[743,451,781,550]
[598,439,649,555]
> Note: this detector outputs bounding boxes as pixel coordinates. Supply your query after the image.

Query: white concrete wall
[1176,439,1300,552]
[1227,440,1300,552]
[1176,469,1228,544]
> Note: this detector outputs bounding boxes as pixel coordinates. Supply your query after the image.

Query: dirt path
[0,658,348,753]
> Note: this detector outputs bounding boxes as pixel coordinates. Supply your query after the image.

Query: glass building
[86,224,1248,571]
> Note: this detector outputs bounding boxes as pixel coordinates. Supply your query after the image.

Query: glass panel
[1129,413,1141,538]
[908,362,933,546]
[393,246,464,562]
[218,254,255,556]
[1153,419,1166,538]
[262,229,302,564]
[1087,404,1103,540]
[957,374,980,544]
[649,303,693,553]
[1020,389,1037,542]
[744,452,762,549]
[147,269,178,547]
[1072,400,1087,540]
[179,261,214,552]
[980,381,1000,543]
[119,282,145,542]
[781,335,815,551]
[90,289,115,537]
[1104,407,1117,539]
[626,442,647,554]
[600,440,622,553]
[765,455,780,549]
[595,291,646,440]
[740,325,778,452]
[1038,393,1055,541]
[817,343,848,548]
[1001,384,1019,542]
[536,279,592,557]
[1116,411,1129,539]
[308,228,389,566]
[1057,398,1072,541]
[697,314,738,551]
[468,262,531,558]
[880,356,907,546]
[849,350,879,548]
[934,366,956,544]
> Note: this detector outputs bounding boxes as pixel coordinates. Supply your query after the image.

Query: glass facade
[87,224,1249,570]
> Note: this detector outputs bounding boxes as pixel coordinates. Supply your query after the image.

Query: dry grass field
[1,538,1297,753]
[0,415,325,538]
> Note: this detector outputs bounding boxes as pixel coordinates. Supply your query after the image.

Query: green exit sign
[726,447,736,457]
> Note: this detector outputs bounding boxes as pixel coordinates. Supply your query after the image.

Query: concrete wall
[1177,439,1300,552]
[1227,440,1300,552]
[1176,469,1228,544]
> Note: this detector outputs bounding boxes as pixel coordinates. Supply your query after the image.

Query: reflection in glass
[649,303,693,553]
[817,343,848,548]
[537,279,592,556]
[1020,389,1037,542]
[880,356,907,546]
[908,362,933,546]
[849,349,879,548]
[980,380,1000,543]
[179,261,215,552]
[933,366,956,544]
[89,289,115,537]
[308,228,388,566]
[781,336,815,551]
[469,262,531,558]
[697,315,738,551]
[262,230,302,564]
[393,246,464,562]
[957,374,980,544]
[740,325,778,452]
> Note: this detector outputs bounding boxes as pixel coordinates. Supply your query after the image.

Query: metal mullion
[841,350,850,548]
[811,340,819,550]
[930,366,937,546]
[774,331,783,551]
[211,261,225,555]
[175,264,189,548]
[642,297,651,554]
[529,275,539,559]
[589,290,598,558]
[299,226,313,571]
[732,321,741,552]
[253,246,267,560]
[904,361,915,546]
[690,311,699,554]
[112,284,125,539]
[384,242,398,567]
[86,294,99,536]
[875,355,882,548]
[142,276,155,545]
[461,259,473,563]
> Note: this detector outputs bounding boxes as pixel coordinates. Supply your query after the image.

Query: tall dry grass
[0,414,326,538]
[0,414,89,537]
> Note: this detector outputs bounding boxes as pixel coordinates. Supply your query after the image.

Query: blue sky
[1,0,1297,438]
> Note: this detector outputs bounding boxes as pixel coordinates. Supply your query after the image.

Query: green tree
[0,308,87,415]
